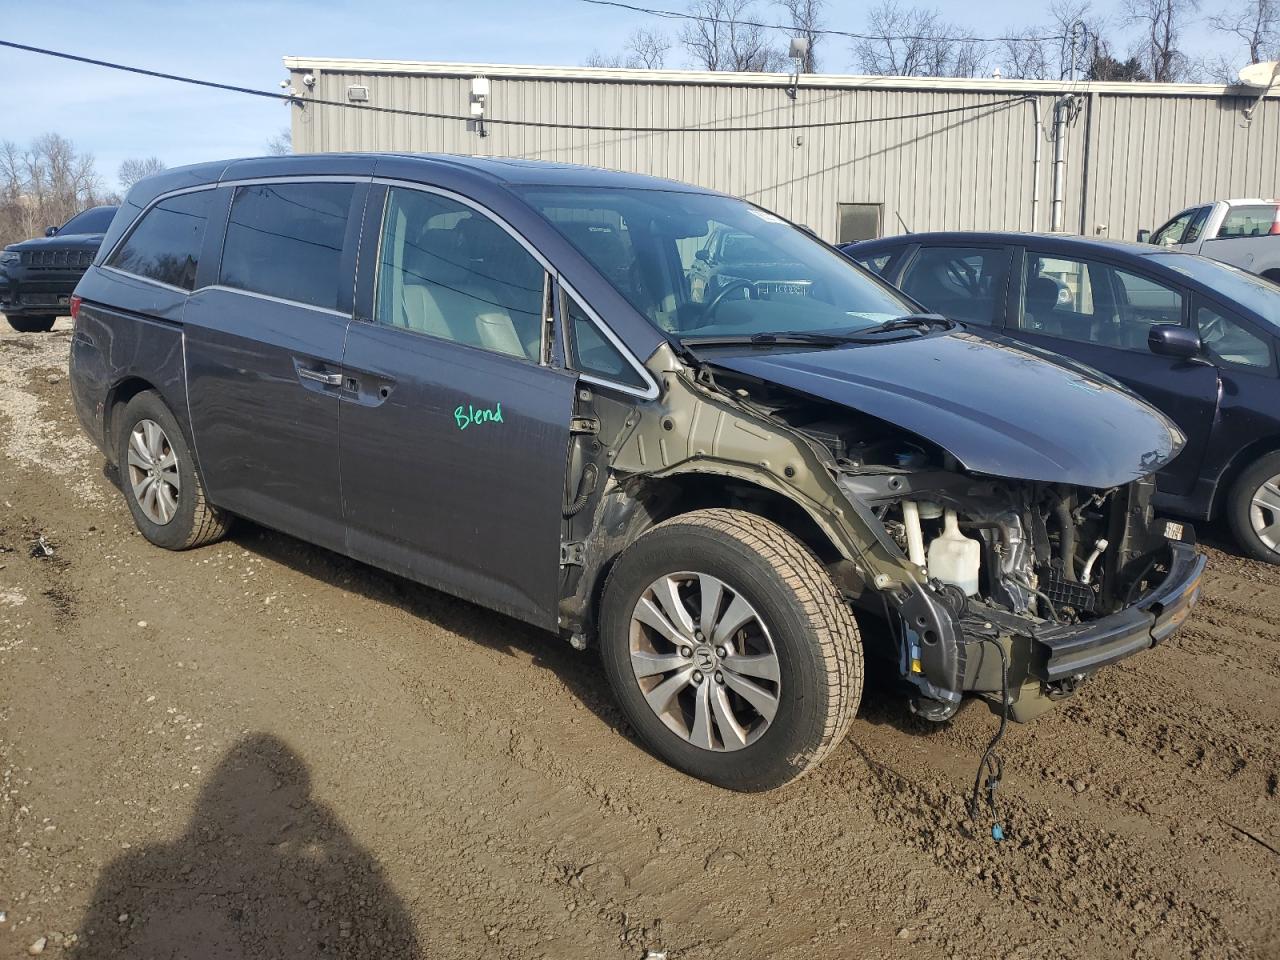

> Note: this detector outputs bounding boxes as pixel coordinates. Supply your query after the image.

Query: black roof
[844,230,1168,259]
[126,153,715,209]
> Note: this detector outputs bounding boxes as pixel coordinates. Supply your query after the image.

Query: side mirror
[1148,324,1200,360]
[44,226,58,237]
[694,249,710,262]
[1136,229,1151,244]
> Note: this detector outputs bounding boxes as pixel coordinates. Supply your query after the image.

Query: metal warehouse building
[284,57,1279,244]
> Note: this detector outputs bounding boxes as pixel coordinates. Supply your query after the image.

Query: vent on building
[346,85,370,102]
[837,203,883,244]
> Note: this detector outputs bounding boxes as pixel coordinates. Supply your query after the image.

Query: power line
[0,38,1032,134]
[577,0,1072,45]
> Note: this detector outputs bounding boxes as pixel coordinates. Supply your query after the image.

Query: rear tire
[5,314,57,333]
[1226,450,1280,564]
[116,391,230,550]
[599,508,862,791]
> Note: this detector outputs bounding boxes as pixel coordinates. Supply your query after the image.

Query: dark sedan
[841,231,1280,563]
[1,205,118,332]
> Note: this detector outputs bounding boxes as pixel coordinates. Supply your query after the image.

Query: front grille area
[20,248,94,270]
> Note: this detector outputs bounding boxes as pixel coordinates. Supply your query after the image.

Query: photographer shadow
[72,733,422,959]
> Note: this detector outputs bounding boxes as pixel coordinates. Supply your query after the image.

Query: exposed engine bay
[706,365,1190,720]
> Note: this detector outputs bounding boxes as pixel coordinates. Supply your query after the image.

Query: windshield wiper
[683,331,864,348]
[860,313,958,334]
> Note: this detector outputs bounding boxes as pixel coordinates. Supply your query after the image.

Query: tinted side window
[1151,210,1194,247]
[899,246,1010,326]
[1182,206,1212,244]
[108,191,212,291]
[219,182,354,310]
[853,251,897,277]
[1018,254,1184,351]
[1196,301,1271,369]
[373,187,546,360]
[565,295,646,389]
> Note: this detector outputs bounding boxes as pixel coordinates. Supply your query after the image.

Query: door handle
[297,367,343,386]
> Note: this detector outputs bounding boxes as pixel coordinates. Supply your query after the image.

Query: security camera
[279,80,290,89]
[302,73,316,88]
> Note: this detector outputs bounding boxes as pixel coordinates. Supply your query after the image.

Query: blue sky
[0,0,1250,192]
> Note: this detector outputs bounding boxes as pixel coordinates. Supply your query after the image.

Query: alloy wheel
[127,419,181,525]
[628,572,781,752]
[1250,474,1280,552]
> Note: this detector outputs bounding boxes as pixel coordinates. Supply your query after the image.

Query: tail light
[69,294,82,320]
[1270,205,1280,235]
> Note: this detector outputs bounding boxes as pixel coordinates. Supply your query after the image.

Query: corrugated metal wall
[288,63,1277,243]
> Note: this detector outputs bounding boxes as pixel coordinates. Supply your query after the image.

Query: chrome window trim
[97,263,193,296]
[202,284,350,318]
[559,279,660,401]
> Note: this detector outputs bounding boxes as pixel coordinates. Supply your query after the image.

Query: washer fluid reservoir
[927,510,981,596]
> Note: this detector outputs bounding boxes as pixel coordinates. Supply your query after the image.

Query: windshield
[58,206,116,235]
[518,187,915,341]
[1149,253,1280,324]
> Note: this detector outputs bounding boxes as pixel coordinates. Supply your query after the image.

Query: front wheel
[599,508,863,791]
[1227,451,1280,564]
[5,314,57,333]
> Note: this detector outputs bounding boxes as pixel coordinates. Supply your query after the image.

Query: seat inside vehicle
[392,210,542,359]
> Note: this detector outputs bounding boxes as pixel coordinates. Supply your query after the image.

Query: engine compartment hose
[1081,538,1109,585]
[902,500,926,568]
[1052,491,1078,582]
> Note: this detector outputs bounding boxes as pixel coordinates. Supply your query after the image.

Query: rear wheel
[5,314,57,333]
[599,508,862,791]
[116,391,230,550]
[1227,451,1280,564]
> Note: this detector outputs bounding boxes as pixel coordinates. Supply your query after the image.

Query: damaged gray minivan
[69,154,1205,790]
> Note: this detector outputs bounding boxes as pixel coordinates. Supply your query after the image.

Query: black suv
[68,156,1204,790]
[1,205,118,332]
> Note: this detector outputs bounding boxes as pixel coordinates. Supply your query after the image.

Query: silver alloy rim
[628,572,781,752]
[127,419,181,526]
[1250,474,1280,551]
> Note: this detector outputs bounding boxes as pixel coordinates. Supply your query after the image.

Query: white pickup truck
[1138,199,1280,285]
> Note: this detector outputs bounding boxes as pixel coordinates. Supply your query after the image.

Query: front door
[1012,249,1219,498]
[338,184,577,628]
[184,179,366,551]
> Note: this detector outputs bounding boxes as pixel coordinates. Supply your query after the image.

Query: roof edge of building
[282,56,1279,99]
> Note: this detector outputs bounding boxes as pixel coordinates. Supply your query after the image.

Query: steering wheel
[700,279,755,323]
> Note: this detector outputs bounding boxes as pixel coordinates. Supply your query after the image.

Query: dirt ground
[0,318,1277,960]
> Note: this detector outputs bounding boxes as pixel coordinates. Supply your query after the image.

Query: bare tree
[1125,0,1200,82]
[628,27,672,67]
[777,0,825,71]
[0,134,110,247]
[118,156,166,190]
[682,0,788,71]
[583,49,628,67]
[854,1,989,77]
[1000,1,1107,80]
[1209,0,1279,68]
[584,28,671,68]
[267,128,292,156]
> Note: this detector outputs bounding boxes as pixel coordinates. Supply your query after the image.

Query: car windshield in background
[59,206,116,235]
[518,187,914,342]
[1150,253,1280,324]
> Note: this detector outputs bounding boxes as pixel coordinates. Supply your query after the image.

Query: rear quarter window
[107,191,213,291]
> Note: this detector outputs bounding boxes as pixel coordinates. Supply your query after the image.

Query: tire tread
[612,507,863,785]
